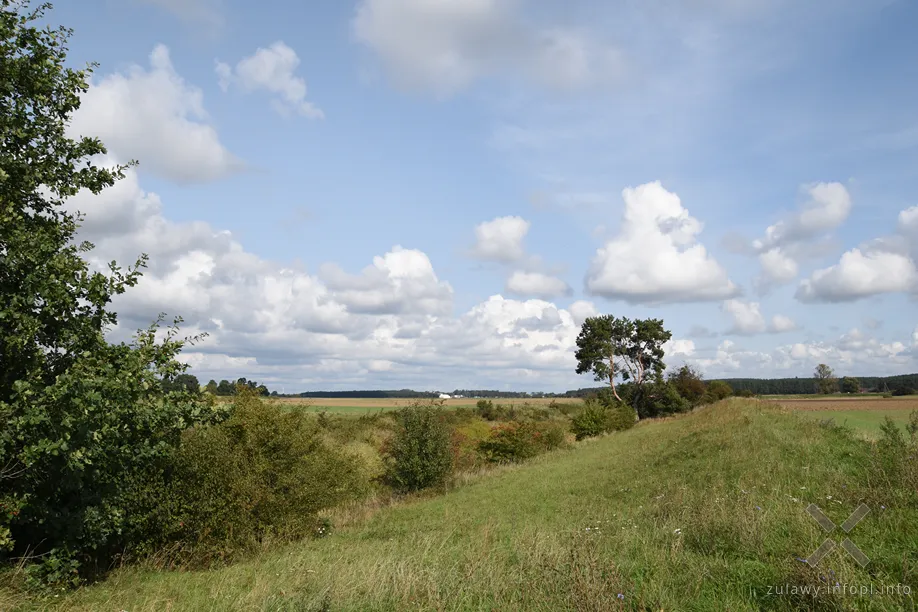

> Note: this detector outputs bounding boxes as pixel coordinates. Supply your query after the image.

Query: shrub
[478,421,566,463]
[451,419,494,471]
[570,397,635,440]
[476,399,500,420]
[667,365,706,406]
[125,389,368,565]
[706,380,734,402]
[891,387,915,397]
[3,324,224,586]
[384,403,453,492]
[735,389,756,398]
[634,380,691,418]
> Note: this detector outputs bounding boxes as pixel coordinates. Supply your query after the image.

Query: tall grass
[4,399,915,611]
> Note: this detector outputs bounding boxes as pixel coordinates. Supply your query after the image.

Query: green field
[795,409,917,438]
[267,397,584,416]
[6,399,915,611]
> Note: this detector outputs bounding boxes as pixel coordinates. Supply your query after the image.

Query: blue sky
[54,0,918,391]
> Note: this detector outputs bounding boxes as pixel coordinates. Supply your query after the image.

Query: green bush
[126,389,368,565]
[476,399,513,421]
[384,403,453,492]
[705,380,734,402]
[451,418,494,471]
[477,421,566,463]
[667,365,706,406]
[3,324,224,586]
[623,380,690,419]
[570,397,635,440]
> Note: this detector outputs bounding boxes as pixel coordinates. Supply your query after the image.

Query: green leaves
[0,1,214,584]
[574,314,673,419]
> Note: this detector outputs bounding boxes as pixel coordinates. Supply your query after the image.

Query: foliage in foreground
[8,401,916,611]
[125,389,369,567]
[0,0,221,585]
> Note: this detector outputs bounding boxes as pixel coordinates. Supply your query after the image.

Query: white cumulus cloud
[664,339,696,357]
[65,164,613,390]
[795,201,918,303]
[586,181,739,304]
[567,300,599,327]
[318,247,453,316]
[470,215,530,263]
[69,45,241,184]
[505,271,571,299]
[721,299,797,335]
[216,42,323,119]
[722,299,766,335]
[751,182,852,287]
[796,249,918,303]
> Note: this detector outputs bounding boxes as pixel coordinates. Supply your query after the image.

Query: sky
[49,0,918,392]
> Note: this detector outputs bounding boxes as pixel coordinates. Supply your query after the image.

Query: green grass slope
[5,400,916,611]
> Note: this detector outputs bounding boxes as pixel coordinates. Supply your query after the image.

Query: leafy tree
[216,379,235,395]
[163,373,200,395]
[574,315,672,420]
[840,376,860,394]
[204,379,219,395]
[814,363,838,394]
[667,364,706,406]
[706,380,734,402]
[0,0,216,583]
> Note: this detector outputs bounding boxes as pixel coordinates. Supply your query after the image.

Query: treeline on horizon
[292,389,557,399]
[715,373,918,395]
[280,373,918,399]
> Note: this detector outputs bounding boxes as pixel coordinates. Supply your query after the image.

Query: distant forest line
[282,374,918,399]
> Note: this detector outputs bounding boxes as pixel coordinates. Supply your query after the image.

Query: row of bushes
[389,368,741,491]
[383,369,739,492]
[6,369,737,587]
[16,387,374,587]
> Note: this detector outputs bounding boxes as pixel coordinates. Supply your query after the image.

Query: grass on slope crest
[5,399,916,611]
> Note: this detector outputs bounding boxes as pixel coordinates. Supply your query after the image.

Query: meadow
[4,398,916,611]
[262,396,585,415]
[771,396,918,438]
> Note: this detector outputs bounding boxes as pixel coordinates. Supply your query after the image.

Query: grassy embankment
[4,399,916,611]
